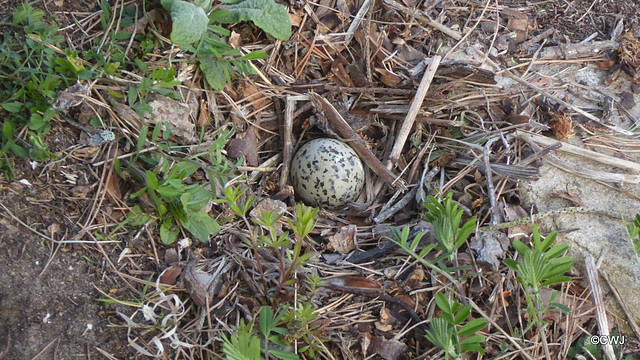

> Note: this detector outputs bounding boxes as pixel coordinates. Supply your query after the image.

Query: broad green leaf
[200,58,227,90]
[550,301,572,314]
[220,0,291,40]
[457,318,487,336]
[2,103,22,113]
[182,210,219,242]
[540,275,571,287]
[169,0,209,46]
[434,292,452,314]
[146,170,159,190]
[453,304,471,325]
[269,349,300,360]
[160,220,179,244]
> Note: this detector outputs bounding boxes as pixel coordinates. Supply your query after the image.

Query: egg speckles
[291,138,365,209]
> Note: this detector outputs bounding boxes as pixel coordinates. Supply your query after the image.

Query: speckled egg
[291,138,365,209]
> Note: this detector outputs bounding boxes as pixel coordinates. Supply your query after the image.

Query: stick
[506,73,633,135]
[387,55,441,165]
[280,97,295,190]
[307,92,403,188]
[584,255,616,360]
[515,130,640,173]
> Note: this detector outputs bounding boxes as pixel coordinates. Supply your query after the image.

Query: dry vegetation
[1,0,640,359]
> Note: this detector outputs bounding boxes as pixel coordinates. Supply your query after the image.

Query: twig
[387,55,441,165]
[483,137,501,225]
[584,255,616,360]
[600,270,640,340]
[516,132,640,184]
[280,97,295,190]
[506,73,633,135]
[307,92,403,188]
[382,0,462,40]
[344,0,372,45]
[515,130,640,173]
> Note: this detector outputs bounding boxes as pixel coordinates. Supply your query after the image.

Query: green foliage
[424,192,477,260]
[626,214,640,268]
[163,0,210,46]
[424,292,487,360]
[217,185,255,218]
[0,3,68,174]
[222,306,300,360]
[161,0,290,90]
[288,203,318,240]
[389,225,470,284]
[130,160,220,244]
[503,225,573,327]
[209,0,292,41]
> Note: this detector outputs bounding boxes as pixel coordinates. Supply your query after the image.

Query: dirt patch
[0,184,134,359]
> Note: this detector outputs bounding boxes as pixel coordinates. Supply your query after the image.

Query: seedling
[503,225,573,327]
[222,306,300,360]
[424,192,477,260]
[424,292,488,360]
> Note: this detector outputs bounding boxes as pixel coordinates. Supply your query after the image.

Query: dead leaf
[160,265,183,285]
[327,225,357,253]
[504,204,532,238]
[470,230,509,268]
[343,276,382,289]
[238,81,269,110]
[330,60,355,87]
[180,263,212,306]
[113,102,143,131]
[250,198,287,220]
[551,188,583,207]
[375,307,395,332]
[51,83,90,112]
[197,99,209,127]
[104,170,122,204]
[146,95,196,143]
[375,67,402,86]
[227,129,259,167]
[370,336,407,360]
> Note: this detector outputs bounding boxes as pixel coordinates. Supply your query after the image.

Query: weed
[424,292,487,360]
[127,127,239,244]
[424,192,477,261]
[503,225,573,327]
[222,306,300,360]
[160,0,291,90]
[389,225,470,283]
[503,225,573,358]
[0,3,69,175]
[625,214,640,269]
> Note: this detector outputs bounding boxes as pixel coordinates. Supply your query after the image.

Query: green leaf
[550,302,572,314]
[160,220,179,244]
[169,0,209,46]
[457,318,487,336]
[182,210,219,242]
[218,0,291,40]
[2,103,22,113]
[221,332,262,360]
[200,58,227,90]
[434,292,452,314]
[146,170,159,190]
[269,349,300,360]
[453,304,471,325]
